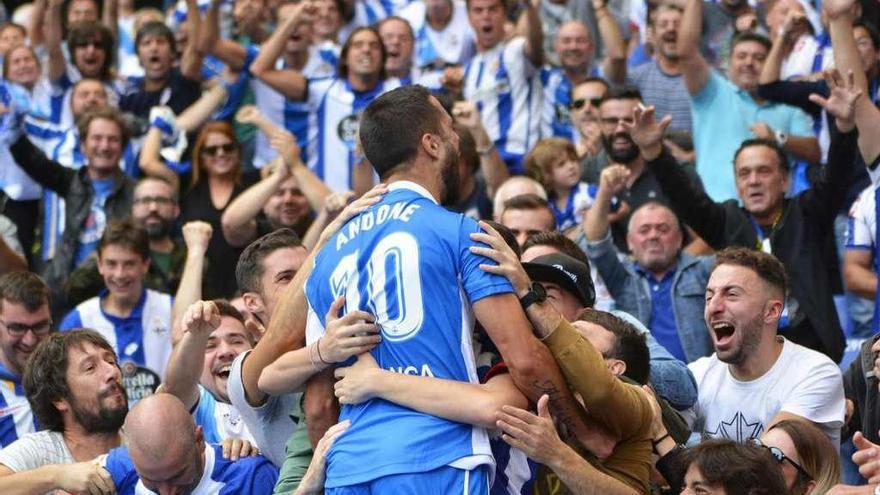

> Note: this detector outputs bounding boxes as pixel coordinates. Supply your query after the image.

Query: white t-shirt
[226,350,302,467]
[0,430,74,472]
[683,338,845,446]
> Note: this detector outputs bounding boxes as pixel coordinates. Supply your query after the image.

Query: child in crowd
[524,138,628,232]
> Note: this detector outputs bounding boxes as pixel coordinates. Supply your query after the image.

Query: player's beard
[440,142,462,206]
[70,385,129,434]
[601,131,640,164]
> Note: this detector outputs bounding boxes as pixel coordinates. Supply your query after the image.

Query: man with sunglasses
[0,271,52,448]
[569,78,608,158]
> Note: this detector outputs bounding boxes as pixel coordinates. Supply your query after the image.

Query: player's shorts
[326,464,490,495]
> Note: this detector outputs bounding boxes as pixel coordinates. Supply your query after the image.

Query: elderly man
[584,168,713,363]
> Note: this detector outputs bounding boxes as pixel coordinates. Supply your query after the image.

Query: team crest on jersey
[337,113,361,150]
[150,317,169,335]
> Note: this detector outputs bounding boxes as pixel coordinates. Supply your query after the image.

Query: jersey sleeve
[59,309,83,331]
[503,37,538,77]
[101,447,138,495]
[457,216,514,303]
[220,455,280,495]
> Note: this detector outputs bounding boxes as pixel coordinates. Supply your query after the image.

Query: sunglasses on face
[571,98,603,110]
[201,143,237,157]
[748,438,813,481]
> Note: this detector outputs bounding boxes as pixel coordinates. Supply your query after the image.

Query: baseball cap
[522,253,596,308]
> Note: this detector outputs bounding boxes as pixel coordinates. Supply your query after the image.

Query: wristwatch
[519,281,547,310]
[774,129,788,147]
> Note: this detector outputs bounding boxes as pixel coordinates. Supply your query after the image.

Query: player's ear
[421,132,441,160]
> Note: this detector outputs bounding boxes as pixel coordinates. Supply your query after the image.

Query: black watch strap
[519,282,546,310]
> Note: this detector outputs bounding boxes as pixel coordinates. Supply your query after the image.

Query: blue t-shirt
[74,177,115,265]
[305,181,513,487]
[104,443,278,494]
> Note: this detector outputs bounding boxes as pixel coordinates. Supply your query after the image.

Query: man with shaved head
[103,393,278,494]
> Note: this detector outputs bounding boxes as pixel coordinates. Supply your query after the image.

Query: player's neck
[0,350,21,377]
[729,334,784,381]
[348,72,381,92]
[387,167,442,203]
[101,289,143,318]
[426,6,453,31]
[656,54,680,75]
[63,426,122,462]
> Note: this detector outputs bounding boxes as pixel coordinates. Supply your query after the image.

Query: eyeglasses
[0,319,52,336]
[748,438,813,481]
[201,143,237,157]
[571,98,603,110]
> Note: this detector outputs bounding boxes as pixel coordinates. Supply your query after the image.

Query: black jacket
[843,337,880,444]
[646,129,859,362]
[10,135,135,297]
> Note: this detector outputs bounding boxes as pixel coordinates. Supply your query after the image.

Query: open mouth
[712,322,736,345]
[215,364,231,379]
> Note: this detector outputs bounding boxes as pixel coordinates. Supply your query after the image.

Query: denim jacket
[585,232,715,364]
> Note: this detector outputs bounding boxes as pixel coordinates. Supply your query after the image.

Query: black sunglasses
[571,97,603,110]
[73,40,104,49]
[748,438,813,481]
[201,143,237,157]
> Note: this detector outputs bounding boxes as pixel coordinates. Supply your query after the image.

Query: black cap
[522,253,595,308]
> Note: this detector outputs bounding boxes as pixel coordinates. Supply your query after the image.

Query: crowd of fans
[0,0,876,492]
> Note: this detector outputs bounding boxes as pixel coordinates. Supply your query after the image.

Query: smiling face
[83,117,124,177]
[263,176,310,229]
[97,244,150,304]
[467,0,506,51]
[729,40,768,92]
[703,264,777,365]
[5,45,40,87]
[199,132,240,178]
[199,317,252,403]
[627,204,682,274]
[555,22,592,71]
[0,299,51,376]
[734,144,788,222]
[345,29,384,78]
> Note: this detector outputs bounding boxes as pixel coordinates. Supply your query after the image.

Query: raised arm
[28,0,47,48]
[235,105,331,209]
[180,0,206,82]
[677,0,711,95]
[9,134,74,195]
[161,300,222,409]
[584,165,630,241]
[44,0,67,83]
[176,83,229,132]
[172,221,213,344]
[139,121,180,192]
[201,0,248,70]
[521,0,544,67]
[452,100,508,198]
[759,11,808,85]
[594,0,628,84]
[103,0,119,48]
[825,0,880,164]
[249,4,314,100]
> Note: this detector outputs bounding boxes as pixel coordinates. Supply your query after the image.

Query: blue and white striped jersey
[304,77,401,191]
[540,67,574,141]
[305,181,514,487]
[248,42,339,168]
[399,0,475,69]
[103,443,279,495]
[846,162,880,334]
[463,38,542,173]
[193,385,256,445]
[0,361,36,448]
[60,289,173,403]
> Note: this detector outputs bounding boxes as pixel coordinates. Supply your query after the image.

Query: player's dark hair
[24,329,120,432]
[360,85,443,178]
[730,31,772,53]
[733,138,789,172]
[714,247,788,299]
[575,308,650,385]
[236,229,303,296]
[98,218,151,261]
[338,26,387,80]
[522,231,589,265]
[599,85,643,106]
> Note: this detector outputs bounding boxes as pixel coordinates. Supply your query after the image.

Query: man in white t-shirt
[684,247,845,445]
[0,329,125,494]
